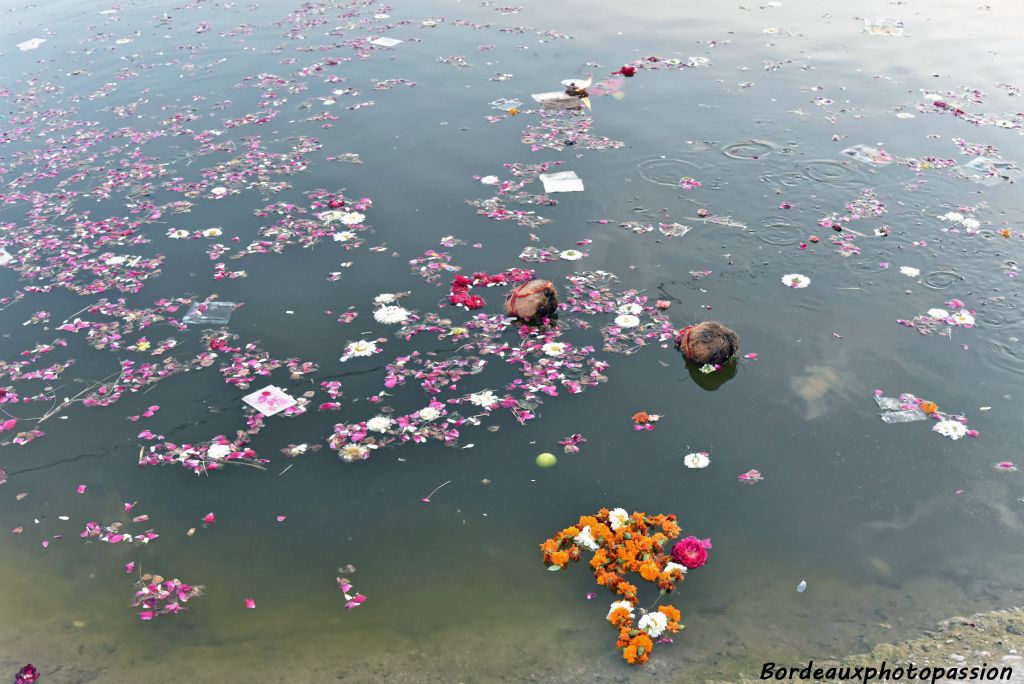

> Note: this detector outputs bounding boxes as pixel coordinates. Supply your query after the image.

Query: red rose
[619,65,635,77]
[671,536,708,569]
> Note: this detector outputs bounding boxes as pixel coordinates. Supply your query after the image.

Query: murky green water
[2,0,1023,681]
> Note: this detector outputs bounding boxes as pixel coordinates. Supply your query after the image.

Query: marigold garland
[540,508,706,665]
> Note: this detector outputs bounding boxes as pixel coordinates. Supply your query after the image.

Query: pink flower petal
[76,484,87,494]
[202,512,216,524]
[125,562,136,574]
[244,598,256,609]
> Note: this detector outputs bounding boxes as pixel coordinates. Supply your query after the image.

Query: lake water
[1,0,1023,681]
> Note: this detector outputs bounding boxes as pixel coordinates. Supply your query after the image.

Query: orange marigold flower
[998,228,1012,238]
[540,539,558,554]
[550,551,570,567]
[563,526,580,537]
[661,520,681,538]
[507,107,519,116]
[616,582,638,600]
[658,605,681,622]
[920,401,938,414]
[639,562,660,581]
[607,606,632,626]
[631,411,649,424]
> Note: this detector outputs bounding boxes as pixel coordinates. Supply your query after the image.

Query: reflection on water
[1,0,1024,681]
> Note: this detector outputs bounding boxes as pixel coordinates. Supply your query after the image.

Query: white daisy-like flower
[951,309,975,326]
[608,507,630,531]
[202,228,223,238]
[699,363,717,374]
[638,611,669,638]
[933,420,967,440]
[206,443,232,460]
[469,390,499,409]
[341,339,377,360]
[287,444,309,456]
[617,303,643,315]
[926,308,950,320]
[663,561,687,576]
[333,231,357,242]
[168,229,190,239]
[782,273,810,288]
[373,305,410,325]
[541,342,566,356]
[684,451,710,469]
[340,443,369,462]
[339,212,365,225]
[961,218,980,230]
[573,525,600,551]
[418,406,441,422]
[365,415,393,433]
[607,600,634,621]
[899,266,920,277]
[480,175,499,185]
[374,293,397,305]
[560,249,584,261]
[614,314,640,328]
[940,211,964,223]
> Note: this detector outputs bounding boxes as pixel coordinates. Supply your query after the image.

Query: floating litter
[242,385,297,417]
[538,171,584,193]
[182,301,238,325]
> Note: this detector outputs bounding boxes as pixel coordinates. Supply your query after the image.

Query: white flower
[617,303,643,315]
[933,420,967,440]
[663,561,687,575]
[202,227,223,238]
[365,415,393,433]
[961,218,980,230]
[206,443,232,460]
[684,451,710,469]
[342,339,377,360]
[340,444,369,462]
[940,211,964,223]
[469,390,499,409]
[607,600,634,621]
[418,406,441,422]
[541,342,566,356]
[168,229,190,239]
[210,186,228,196]
[560,249,584,261]
[614,314,640,328]
[782,273,810,288]
[951,309,975,326]
[638,611,669,638]
[105,256,127,265]
[899,266,920,277]
[926,308,950,320]
[333,231,357,242]
[480,175,499,185]
[339,212,365,225]
[374,293,397,305]
[699,363,717,374]
[373,305,410,325]
[573,525,600,551]
[608,507,630,531]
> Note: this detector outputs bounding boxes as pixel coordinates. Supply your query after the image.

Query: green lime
[535,452,558,468]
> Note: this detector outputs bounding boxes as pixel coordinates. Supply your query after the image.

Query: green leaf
[637,646,645,656]
[547,565,562,572]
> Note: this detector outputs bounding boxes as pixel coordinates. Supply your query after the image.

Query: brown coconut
[504,279,559,323]
[675,321,739,365]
